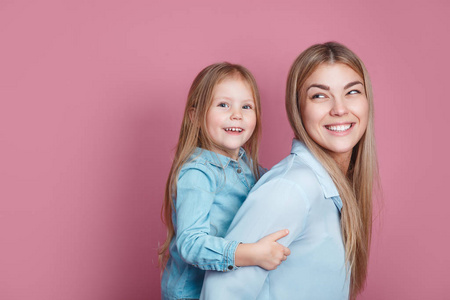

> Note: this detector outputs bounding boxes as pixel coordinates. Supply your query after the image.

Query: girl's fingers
[284,247,291,256]
[264,229,289,242]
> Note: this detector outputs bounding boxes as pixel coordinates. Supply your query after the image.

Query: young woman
[201,42,379,300]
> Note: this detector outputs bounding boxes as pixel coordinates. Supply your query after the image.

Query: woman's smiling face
[300,63,369,161]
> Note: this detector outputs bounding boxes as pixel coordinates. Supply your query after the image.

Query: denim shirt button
[228,265,234,270]
[237,168,242,174]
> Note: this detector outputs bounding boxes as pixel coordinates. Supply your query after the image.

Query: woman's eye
[312,94,325,99]
[347,90,361,95]
[218,103,229,108]
[242,104,253,109]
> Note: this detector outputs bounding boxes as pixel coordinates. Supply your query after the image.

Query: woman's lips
[324,123,354,135]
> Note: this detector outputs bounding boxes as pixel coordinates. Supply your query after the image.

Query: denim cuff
[223,240,240,272]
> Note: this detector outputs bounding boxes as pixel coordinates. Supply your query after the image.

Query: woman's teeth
[326,124,352,132]
[225,128,243,132]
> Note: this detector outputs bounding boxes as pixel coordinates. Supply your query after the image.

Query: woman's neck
[328,151,351,175]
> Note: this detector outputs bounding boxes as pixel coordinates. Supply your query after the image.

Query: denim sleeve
[200,178,310,299]
[175,164,240,272]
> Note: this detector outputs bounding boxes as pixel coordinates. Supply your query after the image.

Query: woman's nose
[330,97,348,116]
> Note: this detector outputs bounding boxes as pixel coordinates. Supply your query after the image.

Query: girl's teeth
[225,128,242,132]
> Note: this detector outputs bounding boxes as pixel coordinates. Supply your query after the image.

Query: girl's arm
[175,166,240,271]
[235,229,291,270]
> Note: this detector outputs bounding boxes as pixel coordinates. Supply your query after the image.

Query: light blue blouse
[161,147,257,300]
[201,139,350,300]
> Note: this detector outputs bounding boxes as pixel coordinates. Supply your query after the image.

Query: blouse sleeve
[201,178,310,299]
[175,165,240,272]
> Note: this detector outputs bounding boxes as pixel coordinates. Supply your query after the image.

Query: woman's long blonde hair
[286,42,379,299]
[158,62,262,269]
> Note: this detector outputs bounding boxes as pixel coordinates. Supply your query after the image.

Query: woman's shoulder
[267,154,320,184]
[254,154,323,200]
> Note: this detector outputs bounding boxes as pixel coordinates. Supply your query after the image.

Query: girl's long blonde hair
[286,42,379,299]
[159,62,262,269]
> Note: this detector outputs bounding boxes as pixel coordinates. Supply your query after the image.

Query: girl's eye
[347,90,361,95]
[218,103,229,108]
[242,104,253,109]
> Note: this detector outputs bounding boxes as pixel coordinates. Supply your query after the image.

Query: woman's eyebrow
[344,81,363,89]
[306,81,363,92]
[306,84,329,92]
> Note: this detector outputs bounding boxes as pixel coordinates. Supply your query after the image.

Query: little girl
[159,62,290,300]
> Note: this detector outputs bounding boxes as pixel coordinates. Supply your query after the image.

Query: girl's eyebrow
[213,96,232,100]
[214,96,254,101]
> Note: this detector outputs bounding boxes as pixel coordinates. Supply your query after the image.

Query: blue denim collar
[191,147,247,169]
[291,139,342,211]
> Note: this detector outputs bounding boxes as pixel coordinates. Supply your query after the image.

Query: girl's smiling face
[300,63,369,162]
[206,77,256,159]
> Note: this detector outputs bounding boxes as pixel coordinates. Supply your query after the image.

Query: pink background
[1,0,449,299]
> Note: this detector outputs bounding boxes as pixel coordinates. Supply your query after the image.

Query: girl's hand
[235,229,291,270]
[253,229,291,270]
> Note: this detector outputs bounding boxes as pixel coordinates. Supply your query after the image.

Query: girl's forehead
[218,74,248,85]
[213,75,254,95]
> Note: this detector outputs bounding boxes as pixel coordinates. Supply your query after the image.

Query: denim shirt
[161,147,257,300]
[201,139,349,300]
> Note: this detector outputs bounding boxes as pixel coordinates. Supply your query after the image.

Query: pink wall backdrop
[1,0,449,299]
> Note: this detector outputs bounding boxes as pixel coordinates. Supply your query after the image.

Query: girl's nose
[231,109,242,120]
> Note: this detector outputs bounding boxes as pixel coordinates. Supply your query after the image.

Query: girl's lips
[224,127,243,133]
